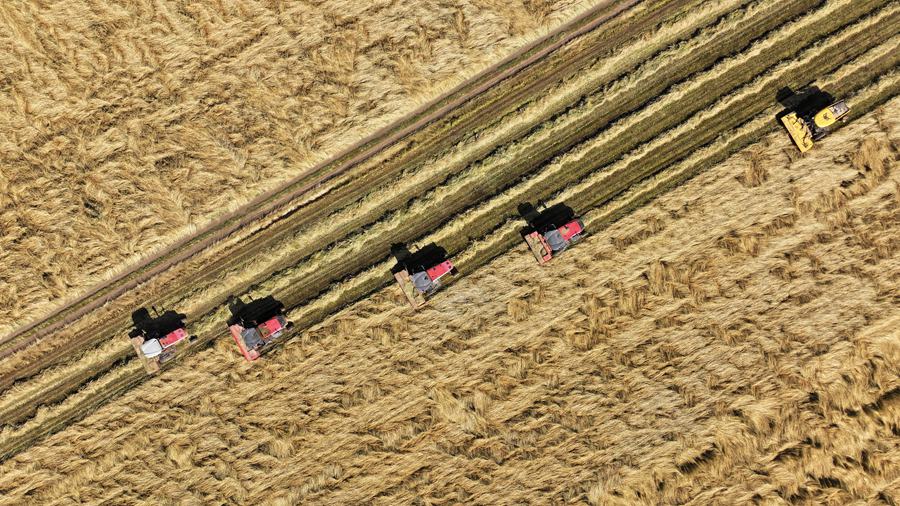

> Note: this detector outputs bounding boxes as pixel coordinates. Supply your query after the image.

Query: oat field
[1,0,898,502]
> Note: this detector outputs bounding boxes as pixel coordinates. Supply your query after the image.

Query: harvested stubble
[0,96,897,505]
[0,0,596,335]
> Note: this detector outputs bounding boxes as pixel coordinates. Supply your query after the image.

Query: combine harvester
[518,202,586,264]
[391,243,456,309]
[228,295,295,361]
[778,86,849,153]
[128,307,195,374]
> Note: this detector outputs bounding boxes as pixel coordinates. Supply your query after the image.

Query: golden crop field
[1,0,898,502]
[1,97,897,504]
[0,0,594,334]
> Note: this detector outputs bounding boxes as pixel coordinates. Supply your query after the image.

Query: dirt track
[0,96,896,504]
[0,0,898,462]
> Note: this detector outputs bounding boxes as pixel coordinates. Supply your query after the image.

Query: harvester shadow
[129,307,194,342]
[390,242,453,274]
[775,85,834,122]
[226,294,288,329]
[517,201,577,237]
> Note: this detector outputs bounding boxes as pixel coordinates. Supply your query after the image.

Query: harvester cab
[777,86,849,153]
[518,202,585,264]
[227,295,294,361]
[390,242,456,309]
[128,307,195,374]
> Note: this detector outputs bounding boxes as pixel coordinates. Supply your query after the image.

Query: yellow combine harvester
[779,86,849,152]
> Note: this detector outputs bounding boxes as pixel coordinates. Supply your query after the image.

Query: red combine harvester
[391,243,456,309]
[518,202,585,264]
[128,307,195,374]
[227,295,295,361]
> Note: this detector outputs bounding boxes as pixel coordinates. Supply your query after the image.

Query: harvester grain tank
[128,307,195,374]
[391,243,456,309]
[778,86,849,152]
[518,202,585,264]
[227,295,295,361]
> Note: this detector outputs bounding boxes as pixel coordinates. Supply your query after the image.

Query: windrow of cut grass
[0,361,143,464]
[0,330,137,429]
[0,0,695,388]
